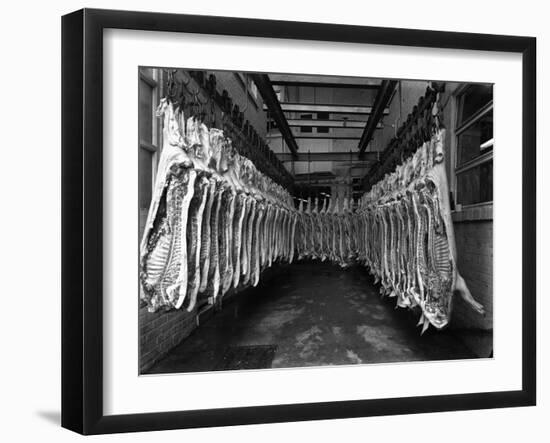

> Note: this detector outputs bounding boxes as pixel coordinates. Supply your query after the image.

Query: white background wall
[0,0,547,441]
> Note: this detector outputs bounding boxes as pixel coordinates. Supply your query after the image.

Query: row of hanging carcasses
[355,133,453,332]
[140,98,482,332]
[354,129,483,332]
[294,196,359,268]
[140,99,298,313]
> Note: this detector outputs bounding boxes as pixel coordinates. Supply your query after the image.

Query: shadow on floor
[144,261,490,374]
[36,410,61,426]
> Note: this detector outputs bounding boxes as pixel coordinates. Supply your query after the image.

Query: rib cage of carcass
[140,98,298,313]
[356,129,485,332]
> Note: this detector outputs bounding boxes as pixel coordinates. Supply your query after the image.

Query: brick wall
[139,303,199,373]
[450,220,493,330]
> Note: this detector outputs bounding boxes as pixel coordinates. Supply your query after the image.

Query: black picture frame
[61,8,537,435]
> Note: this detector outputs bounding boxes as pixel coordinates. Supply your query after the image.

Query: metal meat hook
[164,69,178,100]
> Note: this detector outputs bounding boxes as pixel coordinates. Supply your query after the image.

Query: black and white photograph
[138,68,493,375]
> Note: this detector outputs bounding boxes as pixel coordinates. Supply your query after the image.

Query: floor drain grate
[214,345,278,370]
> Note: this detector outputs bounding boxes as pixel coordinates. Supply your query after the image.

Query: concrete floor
[145,261,479,374]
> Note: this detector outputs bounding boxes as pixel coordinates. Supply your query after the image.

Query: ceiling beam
[293,179,364,186]
[264,103,389,115]
[294,182,337,187]
[276,152,377,162]
[294,135,360,140]
[282,119,382,129]
[268,133,361,140]
[250,74,299,159]
[358,79,398,158]
[269,74,381,89]
[273,81,380,90]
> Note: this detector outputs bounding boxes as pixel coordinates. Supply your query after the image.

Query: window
[316,112,330,133]
[139,68,162,237]
[454,84,493,206]
[457,84,492,127]
[300,114,313,133]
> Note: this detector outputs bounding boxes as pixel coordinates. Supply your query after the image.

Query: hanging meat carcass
[139,99,196,312]
[140,99,298,313]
